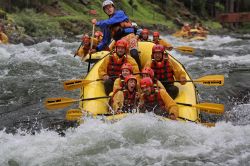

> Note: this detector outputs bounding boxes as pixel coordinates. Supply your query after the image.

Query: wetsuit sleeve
[169,57,186,80]
[98,56,110,78]
[159,89,179,117]
[76,46,84,57]
[96,11,129,51]
[159,39,172,48]
[113,78,121,92]
[112,90,124,112]
[96,10,129,28]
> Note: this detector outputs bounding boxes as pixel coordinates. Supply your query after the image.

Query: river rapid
[0,35,249,165]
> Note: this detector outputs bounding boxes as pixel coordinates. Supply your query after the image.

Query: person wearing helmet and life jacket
[152,31,173,51]
[181,23,191,38]
[98,39,139,95]
[0,25,8,44]
[144,44,187,99]
[91,0,142,70]
[139,29,151,42]
[113,62,133,91]
[75,34,98,57]
[112,75,140,113]
[94,31,103,44]
[139,77,178,120]
[141,67,165,90]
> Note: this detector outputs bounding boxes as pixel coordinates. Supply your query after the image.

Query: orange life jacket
[107,54,127,80]
[151,55,174,83]
[110,20,133,40]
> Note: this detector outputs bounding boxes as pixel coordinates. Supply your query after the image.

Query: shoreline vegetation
[0,0,249,45]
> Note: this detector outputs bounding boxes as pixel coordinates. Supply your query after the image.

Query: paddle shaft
[87,24,95,72]
[74,41,83,57]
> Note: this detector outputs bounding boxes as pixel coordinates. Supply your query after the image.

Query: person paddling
[145,44,187,99]
[0,25,8,44]
[75,34,98,57]
[139,29,151,42]
[91,0,141,69]
[152,31,173,51]
[98,39,139,95]
[112,75,140,113]
[139,77,179,120]
[94,31,103,44]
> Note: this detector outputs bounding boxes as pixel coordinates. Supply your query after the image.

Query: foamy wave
[0,114,250,165]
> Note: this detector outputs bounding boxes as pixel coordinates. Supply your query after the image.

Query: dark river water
[0,35,249,165]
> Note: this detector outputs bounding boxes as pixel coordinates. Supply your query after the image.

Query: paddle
[65,101,224,121]
[73,41,83,57]
[87,24,95,72]
[174,46,195,54]
[45,96,110,110]
[177,102,224,115]
[64,76,117,91]
[162,75,224,86]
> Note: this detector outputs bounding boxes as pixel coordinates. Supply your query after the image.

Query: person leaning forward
[152,31,173,51]
[75,34,98,57]
[144,44,187,99]
[0,25,8,44]
[139,77,179,120]
[98,39,139,95]
[91,0,141,70]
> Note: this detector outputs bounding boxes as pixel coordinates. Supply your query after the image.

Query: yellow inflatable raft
[79,42,201,123]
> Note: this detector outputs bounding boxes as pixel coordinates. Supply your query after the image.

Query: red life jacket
[122,89,138,112]
[111,88,138,113]
[142,90,168,116]
[107,54,127,80]
[151,54,174,83]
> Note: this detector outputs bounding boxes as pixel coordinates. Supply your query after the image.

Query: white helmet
[132,22,138,28]
[102,0,114,8]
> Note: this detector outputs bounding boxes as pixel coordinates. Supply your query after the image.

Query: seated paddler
[98,39,139,95]
[139,77,179,120]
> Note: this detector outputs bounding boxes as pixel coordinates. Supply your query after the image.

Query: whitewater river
[0,35,249,165]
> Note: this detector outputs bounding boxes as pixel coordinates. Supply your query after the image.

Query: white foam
[0,114,250,165]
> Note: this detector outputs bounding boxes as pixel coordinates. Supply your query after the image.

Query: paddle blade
[175,46,195,54]
[194,75,224,86]
[45,97,76,110]
[195,103,224,115]
[66,109,83,121]
[201,122,216,127]
[63,79,94,91]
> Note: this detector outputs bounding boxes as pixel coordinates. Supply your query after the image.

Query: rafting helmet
[141,29,149,35]
[121,63,133,73]
[140,77,153,88]
[152,44,165,59]
[142,67,154,78]
[115,39,128,49]
[94,31,103,37]
[153,31,160,37]
[102,0,114,9]
[82,35,90,43]
[125,75,137,84]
